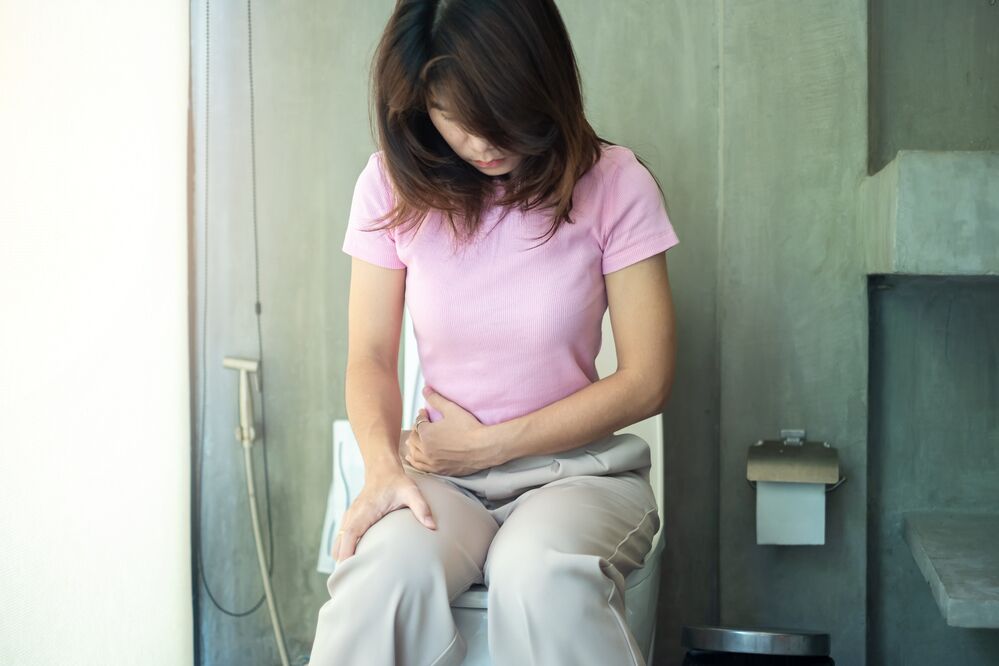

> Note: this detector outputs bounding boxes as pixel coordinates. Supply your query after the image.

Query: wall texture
[868,276,999,665]
[189,2,394,663]
[559,2,723,661]
[716,3,869,666]
[869,0,999,173]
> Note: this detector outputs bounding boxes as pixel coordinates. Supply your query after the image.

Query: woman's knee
[328,489,489,603]
[326,522,450,613]
[341,506,447,571]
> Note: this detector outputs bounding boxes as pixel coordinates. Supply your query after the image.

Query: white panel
[0,3,193,664]
[402,305,424,427]
[317,421,366,574]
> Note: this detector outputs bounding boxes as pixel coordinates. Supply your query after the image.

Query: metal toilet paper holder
[746,429,846,493]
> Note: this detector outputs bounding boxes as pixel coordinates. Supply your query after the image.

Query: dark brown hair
[365,0,666,249]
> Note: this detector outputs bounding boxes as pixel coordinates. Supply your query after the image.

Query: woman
[310,1,678,664]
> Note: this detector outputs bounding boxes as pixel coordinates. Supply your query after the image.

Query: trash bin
[681,625,834,665]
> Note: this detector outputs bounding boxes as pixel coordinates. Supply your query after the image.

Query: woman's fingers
[405,485,437,529]
[330,506,351,560]
[333,505,377,562]
[331,475,437,563]
[404,431,426,468]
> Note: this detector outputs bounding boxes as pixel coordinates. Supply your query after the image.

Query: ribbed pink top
[342,144,679,427]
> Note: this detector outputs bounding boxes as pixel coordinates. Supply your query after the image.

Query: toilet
[400,307,666,665]
[317,307,666,664]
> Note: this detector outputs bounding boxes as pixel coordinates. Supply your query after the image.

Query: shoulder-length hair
[365,0,665,249]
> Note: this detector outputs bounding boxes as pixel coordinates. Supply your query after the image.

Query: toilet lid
[681,625,830,656]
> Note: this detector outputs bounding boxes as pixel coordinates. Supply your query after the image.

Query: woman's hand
[402,386,498,476]
[331,469,436,563]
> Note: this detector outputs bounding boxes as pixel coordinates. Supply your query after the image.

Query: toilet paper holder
[746,429,846,493]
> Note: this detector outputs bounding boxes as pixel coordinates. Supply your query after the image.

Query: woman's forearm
[484,370,670,466]
[344,358,406,477]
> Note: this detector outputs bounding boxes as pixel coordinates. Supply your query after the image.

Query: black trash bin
[681,625,834,665]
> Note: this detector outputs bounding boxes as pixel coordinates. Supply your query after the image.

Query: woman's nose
[467,134,496,155]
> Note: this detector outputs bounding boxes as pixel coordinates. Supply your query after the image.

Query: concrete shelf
[860,150,999,276]
[903,511,999,628]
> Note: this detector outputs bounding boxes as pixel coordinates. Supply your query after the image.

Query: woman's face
[427,99,523,176]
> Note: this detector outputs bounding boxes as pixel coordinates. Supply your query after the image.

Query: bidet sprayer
[222,356,260,447]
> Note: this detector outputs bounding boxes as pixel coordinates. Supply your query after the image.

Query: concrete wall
[869,0,999,172]
[560,2,722,661]
[188,2,392,663]
[863,4,999,659]
[716,3,869,665]
[860,150,999,276]
[868,276,999,665]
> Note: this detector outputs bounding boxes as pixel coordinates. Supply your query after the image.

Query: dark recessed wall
[867,275,999,666]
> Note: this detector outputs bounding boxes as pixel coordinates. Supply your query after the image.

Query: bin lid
[681,625,830,656]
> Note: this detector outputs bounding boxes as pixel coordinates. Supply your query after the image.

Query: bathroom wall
[721,3,999,664]
[188,1,722,664]
[715,3,870,665]
[868,275,999,665]
[188,2,393,663]
[863,1,999,662]
[574,3,875,662]
[560,2,723,660]
[868,0,999,172]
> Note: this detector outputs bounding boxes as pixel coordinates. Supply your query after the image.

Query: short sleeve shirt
[342,144,679,426]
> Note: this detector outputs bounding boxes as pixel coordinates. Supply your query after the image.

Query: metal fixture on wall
[746,429,846,545]
[222,358,290,666]
[746,429,847,493]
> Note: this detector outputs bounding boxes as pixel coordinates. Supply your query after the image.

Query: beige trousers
[308,432,661,666]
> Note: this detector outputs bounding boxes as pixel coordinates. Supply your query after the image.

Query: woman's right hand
[331,468,437,563]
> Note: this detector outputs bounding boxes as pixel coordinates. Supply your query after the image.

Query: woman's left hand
[403,387,498,476]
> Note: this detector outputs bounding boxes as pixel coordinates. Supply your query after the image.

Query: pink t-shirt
[342,144,679,427]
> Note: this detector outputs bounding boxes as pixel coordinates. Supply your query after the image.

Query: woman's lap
[314,447,660,665]
[380,459,660,592]
[483,471,660,585]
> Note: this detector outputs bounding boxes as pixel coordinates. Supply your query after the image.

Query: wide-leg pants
[307,432,661,666]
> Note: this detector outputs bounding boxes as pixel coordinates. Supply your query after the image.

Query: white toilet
[318,306,666,664]
[400,307,666,665]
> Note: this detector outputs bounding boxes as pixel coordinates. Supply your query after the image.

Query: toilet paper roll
[756,480,825,545]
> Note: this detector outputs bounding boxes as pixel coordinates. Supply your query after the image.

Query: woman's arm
[344,257,408,477]
[484,252,676,465]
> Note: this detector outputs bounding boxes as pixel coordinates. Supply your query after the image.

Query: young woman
[310,1,678,664]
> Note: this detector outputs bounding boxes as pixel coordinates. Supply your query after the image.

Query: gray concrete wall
[560,2,723,661]
[869,0,999,172]
[868,275,999,665]
[189,1,396,663]
[860,150,999,276]
[716,2,869,665]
